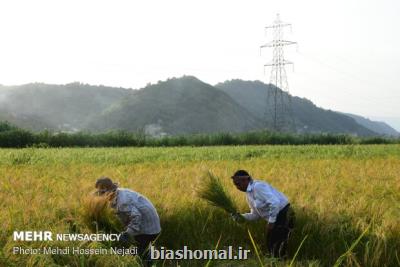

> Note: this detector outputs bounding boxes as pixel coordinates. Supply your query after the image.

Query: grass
[0,145,399,266]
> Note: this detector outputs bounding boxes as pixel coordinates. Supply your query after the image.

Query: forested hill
[1,77,397,136]
[216,80,397,136]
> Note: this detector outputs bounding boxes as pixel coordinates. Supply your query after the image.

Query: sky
[0,0,399,130]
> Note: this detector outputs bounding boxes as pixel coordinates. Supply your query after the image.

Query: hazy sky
[0,0,399,128]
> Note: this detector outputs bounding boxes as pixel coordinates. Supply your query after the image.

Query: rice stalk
[205,233,222,267]
[248,229,263,267]
[333,225,370,267]
[289,235,308,267]
[197,171,238,214]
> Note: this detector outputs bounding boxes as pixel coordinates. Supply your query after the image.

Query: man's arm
[124,205,142,236]
[242,208,261,221]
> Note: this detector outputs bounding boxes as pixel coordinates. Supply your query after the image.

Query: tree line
[0,121,399,148]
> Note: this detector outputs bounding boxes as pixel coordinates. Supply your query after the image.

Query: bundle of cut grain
[197,171,239,214]
[81,194,123,233]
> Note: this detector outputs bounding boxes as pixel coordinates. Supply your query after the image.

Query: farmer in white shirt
[230,170,295,258]
[95,177,161,265]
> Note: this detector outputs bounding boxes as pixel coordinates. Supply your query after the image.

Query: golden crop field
[0,145,399,267]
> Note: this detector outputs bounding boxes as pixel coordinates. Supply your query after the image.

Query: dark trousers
[266,204,295,258]
[134,233,159,265]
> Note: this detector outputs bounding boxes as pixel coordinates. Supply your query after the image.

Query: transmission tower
[261,14,296,132]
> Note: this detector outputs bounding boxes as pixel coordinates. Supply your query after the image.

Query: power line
[296,50,392,93]
[261,14,296,132]
[295,52,398,103]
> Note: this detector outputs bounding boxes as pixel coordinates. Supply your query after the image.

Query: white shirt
[111,188,161,236]
[242,179,289,223]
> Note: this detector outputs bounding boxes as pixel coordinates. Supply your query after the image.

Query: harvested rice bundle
[197,171,239,214]
[81,194,123,233]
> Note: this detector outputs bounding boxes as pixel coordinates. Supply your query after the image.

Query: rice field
[0,145,399,266]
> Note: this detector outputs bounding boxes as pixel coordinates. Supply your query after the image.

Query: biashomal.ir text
[150,246,250,260]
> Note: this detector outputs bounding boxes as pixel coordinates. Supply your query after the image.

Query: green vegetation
[0,145,399,266]
[0,121,399,148]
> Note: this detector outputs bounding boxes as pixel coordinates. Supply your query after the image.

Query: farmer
[95,177,161,265]
[230,170,295,258]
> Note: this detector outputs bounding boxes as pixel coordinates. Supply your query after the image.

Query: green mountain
[215,79,377,136]
[88,76,261,134]
[344,113,399,137]
[0,82,131,131]
[0,77,395,136]
[0,108,53,132]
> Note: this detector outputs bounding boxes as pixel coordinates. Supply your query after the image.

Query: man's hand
[231,212,244,223]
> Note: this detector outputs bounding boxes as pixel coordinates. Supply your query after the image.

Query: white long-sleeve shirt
[111,188,161,236]
[242,179,289,223]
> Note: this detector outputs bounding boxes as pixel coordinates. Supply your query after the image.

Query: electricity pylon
[261,14,296,132]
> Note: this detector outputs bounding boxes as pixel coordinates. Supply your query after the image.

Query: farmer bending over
[230,170,295,258]
[95,177,161,266]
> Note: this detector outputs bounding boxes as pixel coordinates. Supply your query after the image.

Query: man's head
[231,170,252,192]
[95,177,118,195]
